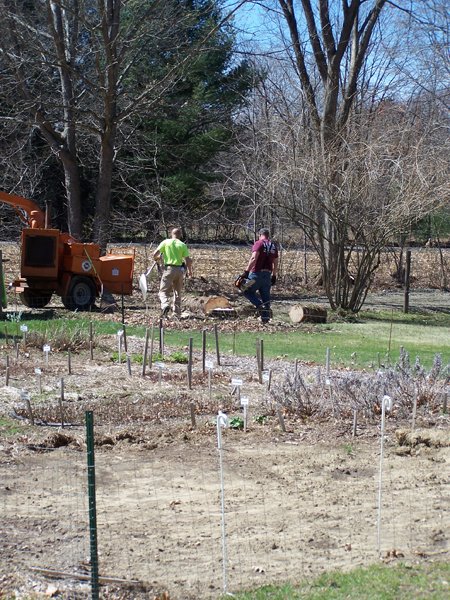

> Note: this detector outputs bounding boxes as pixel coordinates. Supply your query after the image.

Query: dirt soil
[0,242,449,599]
[0,338,449,599]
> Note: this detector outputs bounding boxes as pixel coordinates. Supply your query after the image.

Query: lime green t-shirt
[157,238,189,266]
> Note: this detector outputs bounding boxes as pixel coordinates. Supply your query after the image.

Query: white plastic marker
[117,330,124,363]
[43,344,50,367]
[154,361,165,386]
[216,410,229,594]
[241,396,249,432]
[20,324,28,345]
[377,394,393,555]
[205,360,214,401]
[35,367,42,394]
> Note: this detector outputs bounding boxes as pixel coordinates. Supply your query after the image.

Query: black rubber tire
[20,289,53,309]
[62,276,97,311]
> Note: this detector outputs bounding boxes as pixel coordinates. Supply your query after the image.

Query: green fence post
[85,411,99,599]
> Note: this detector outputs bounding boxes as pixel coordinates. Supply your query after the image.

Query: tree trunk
[94,132,116,250]
[62,155,82,238]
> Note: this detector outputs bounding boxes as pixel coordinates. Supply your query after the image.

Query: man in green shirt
[153,228,193,317]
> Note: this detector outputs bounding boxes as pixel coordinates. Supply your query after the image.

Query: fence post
[85,411,100,599]
[403,249,411,313]
[214,324,221,366]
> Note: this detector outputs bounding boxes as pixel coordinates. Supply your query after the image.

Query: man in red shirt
[241,228,279,324]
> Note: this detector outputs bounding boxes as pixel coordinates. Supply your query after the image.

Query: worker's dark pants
[243,271,272,323]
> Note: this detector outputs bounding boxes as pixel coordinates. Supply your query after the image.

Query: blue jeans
[243,271,272,322]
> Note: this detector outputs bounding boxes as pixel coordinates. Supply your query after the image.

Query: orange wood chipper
[0,191,134,310]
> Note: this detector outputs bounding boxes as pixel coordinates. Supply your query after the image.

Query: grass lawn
[227,562,450,599]
[1,308,448,370]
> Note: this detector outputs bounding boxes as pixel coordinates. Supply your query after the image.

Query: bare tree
[0,0,246,246]
[222,1,448,311]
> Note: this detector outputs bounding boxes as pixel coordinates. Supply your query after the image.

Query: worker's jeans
[159,266,184,315]
[243,271,272,323]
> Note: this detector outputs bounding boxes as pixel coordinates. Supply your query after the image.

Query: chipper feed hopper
[0,191,134,310]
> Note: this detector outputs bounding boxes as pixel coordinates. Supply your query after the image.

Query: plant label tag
[154,362,165,369]
[231,378,243,386]
[325,377,331,386]
[205,360,214,369]
[262,371,270,382]
[240,397,249,406]
[117,330,124,337]
[20,325,28,333]
[43,345,51,353]
[34,368,42,375]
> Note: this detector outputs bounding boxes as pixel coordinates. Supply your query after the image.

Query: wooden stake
[214,324,220,366]
[187,337,193,390]
[276,407,286,432]
[190,403,196,428]
[403,249,411,313]
[202,329,206,374]
[159,319,164,356]
[121,288,125,327]
[267,368,272,391]
[126,355,132,377]
[30,567,143,586]
[256,341,262,384]
[387,308,394,355]
[59,378,65,428]
[260,339,264,372]
[25,398,34,426]
[142,328,149,377]
[5,366,10,386]
[122,324,128,353]
[89,322,94,359]
[149,324,154,370]
[68,350,72,375]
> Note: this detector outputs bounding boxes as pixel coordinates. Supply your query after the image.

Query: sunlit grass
[1,308,448,370]
[227,562,450,599]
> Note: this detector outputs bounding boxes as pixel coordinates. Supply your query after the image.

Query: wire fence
[1,409,448,599]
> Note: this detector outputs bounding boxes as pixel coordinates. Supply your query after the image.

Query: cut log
[289,304,327,324]
[199,295,232,315]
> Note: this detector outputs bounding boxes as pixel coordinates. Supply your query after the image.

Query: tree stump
[289,304,327,323]
[199,295,232,315]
